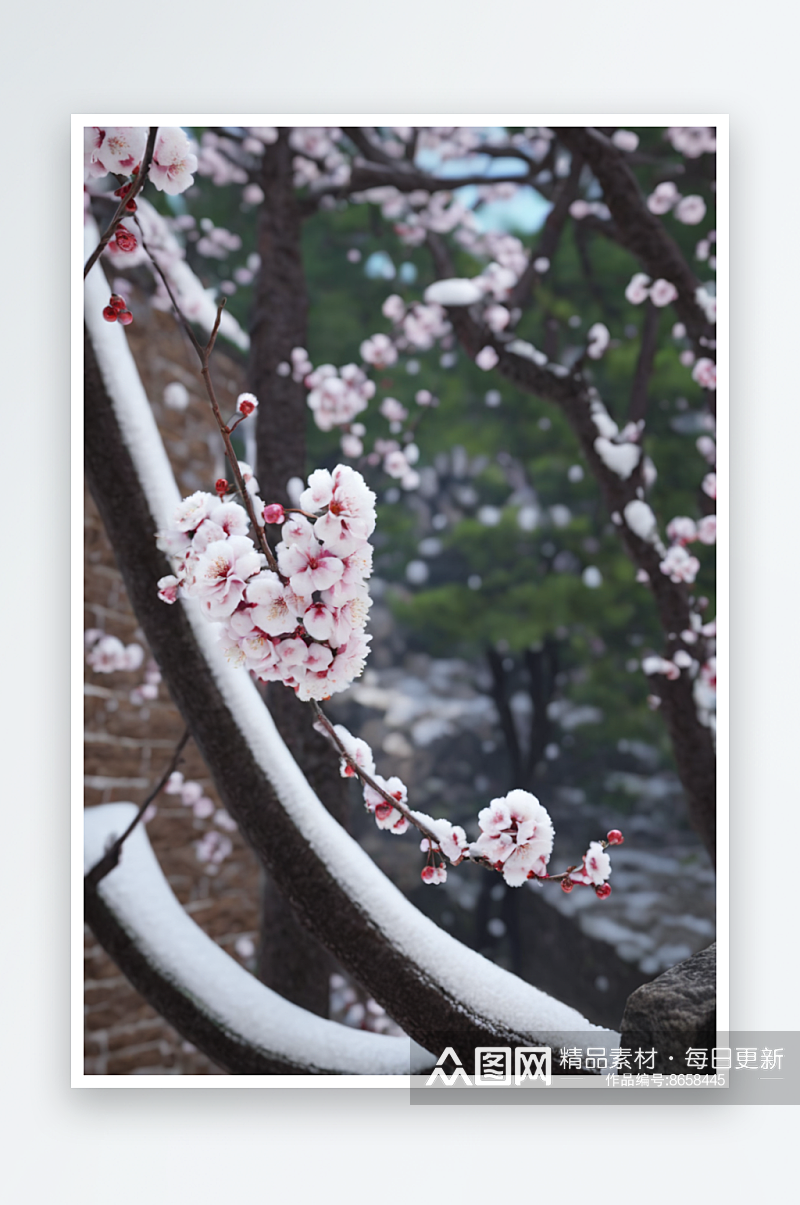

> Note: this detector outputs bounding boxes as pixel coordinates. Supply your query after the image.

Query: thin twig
[83,126,158,280]
[85,729,191,888]
[132,225,279,574]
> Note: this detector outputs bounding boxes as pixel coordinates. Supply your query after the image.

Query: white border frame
[74,113,727,1087]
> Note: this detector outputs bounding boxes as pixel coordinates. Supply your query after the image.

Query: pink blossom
[587,323,610,360]
[702,472,717,499]
[149,127,199,196]
[383,450,410,479]
[84,126,147,179]
[333,724,376,778]
[173,491,214,532]
[471,789,554,888]
[476,345,499,371]
[650,279,678,308]
[209,501,250,538]
[674,195,707,225]
[380,397,408,423]
[193,536,261,617]
[382,294,406,322]
[611,130,639,152]
[647,181,680,215]
[360,333,397,368]
[303,466,377,555]
[341,433,363,458]
[263,503,285,525]
[485,304,511,332]
[157,574,181,604]
[625,273,651,304]
[660,544,700,584]
[666,516,698,545]
[697,515,717,544]
[571,841,611,887]
[692,358,717,390]
[277,536,344,594]
[248,570,308,635]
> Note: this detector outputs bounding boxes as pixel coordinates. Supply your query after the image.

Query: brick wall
[84,297,261,1075]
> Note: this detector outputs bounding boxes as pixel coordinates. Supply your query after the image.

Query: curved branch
[85,804,434,1074]
[551,127,713,351]
[83,241,609,1061]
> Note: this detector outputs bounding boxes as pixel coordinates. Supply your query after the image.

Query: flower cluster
[157,465,376,702]
[305,363,375,432]
[625,273,679,307]
[163,770,238,870]
[85,630,144,674]
[84,126,197,196]
[469,790,555,887]
[646,181,707,225]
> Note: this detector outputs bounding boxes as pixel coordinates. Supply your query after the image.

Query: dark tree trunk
[246,129,351,1017]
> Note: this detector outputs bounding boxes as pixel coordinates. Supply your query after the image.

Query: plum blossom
[305,363,374,432]
[470,790,554,887]
[193,537,262,617]
[692,358,717,390]
[586,323,610,360]
[647,181,680,214]
[570,841,611,888]
[332,724,376,778]
[84,126,147,180]
[660,544,700,584]
[650,279,678,307]
[159,466,376,702]
[625,273,651,304]
[666,516,698,545]
[149,127,199,196]
[697,515,717,545]
[611,129,639,152]
[475,345,499,371]
[301,465,377,555]
[675,195,707,225]
[360,333,397,368]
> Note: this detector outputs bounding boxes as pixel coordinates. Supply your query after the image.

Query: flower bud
[561,879,574,893]
[263,503,285,525]
[606,830,624,845]
[595,883,612,899]
[215,478,229,497]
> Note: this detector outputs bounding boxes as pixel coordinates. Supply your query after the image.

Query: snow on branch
[85,804,434,1075]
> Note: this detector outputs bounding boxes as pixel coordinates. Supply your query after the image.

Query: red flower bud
[263,503,285,525]
[109,294,126,312]
[115,225,138,253]
[561,878,574,893]
[215,478,229,497]
[606,830,624,845]
[125,198,137,213]
[595,883,612,899]
[118,310,133,326]
[102,306,118,322]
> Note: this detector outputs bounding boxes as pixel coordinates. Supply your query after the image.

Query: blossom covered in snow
[470,790,555,887]
[156,465,376,701]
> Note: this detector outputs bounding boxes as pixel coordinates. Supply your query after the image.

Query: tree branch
[628,301,660,424]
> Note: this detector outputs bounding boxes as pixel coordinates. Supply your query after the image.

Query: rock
[620,943,715,1071]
